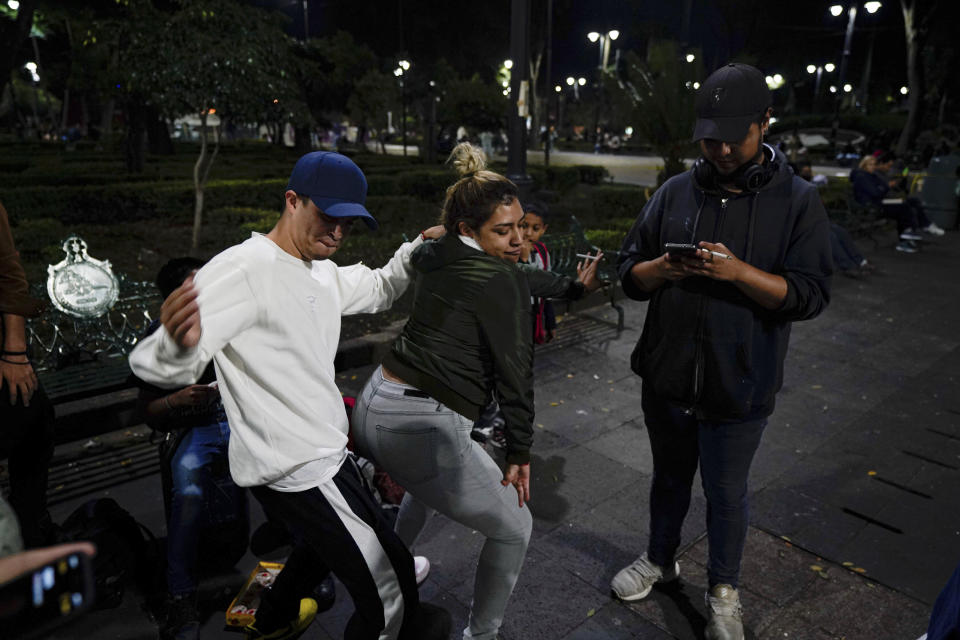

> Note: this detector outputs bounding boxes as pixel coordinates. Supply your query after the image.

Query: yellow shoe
[245,598,318,640]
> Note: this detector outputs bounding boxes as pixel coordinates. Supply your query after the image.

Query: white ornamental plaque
[46,236,120,318]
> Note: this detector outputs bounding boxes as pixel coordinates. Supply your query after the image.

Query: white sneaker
[900,229,924,241]
[414,555,430,585]
[610,552,679,601]
[923,222,946,236]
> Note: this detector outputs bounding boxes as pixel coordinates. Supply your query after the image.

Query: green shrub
[366,196,439,232]
[395,169,454,203]
[545,166,581,193]
[2,178,289,225]
[366,174,400,196]
[10,217,66,264]
[238,211,281,235]
[591,185,648,220]
[584,228,626,251]
[574,165,610,185]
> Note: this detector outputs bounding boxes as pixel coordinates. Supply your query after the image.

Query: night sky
[257,0,917,100]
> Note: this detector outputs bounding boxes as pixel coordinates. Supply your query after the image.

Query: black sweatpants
[250,458,420,639]
[0,381,55,547]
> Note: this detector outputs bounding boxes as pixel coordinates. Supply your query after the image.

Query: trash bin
[920,153,960,230]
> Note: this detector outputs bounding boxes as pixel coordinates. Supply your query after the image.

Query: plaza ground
[41,223,957,639]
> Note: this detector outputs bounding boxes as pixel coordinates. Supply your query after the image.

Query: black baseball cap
[286,151,378,230]
[693,63,771,143]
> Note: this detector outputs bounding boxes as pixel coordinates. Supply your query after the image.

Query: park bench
[826,196,894,249]
[541,216,624,332]
[27,236,161,444]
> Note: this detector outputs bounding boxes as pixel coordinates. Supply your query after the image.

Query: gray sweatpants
[353,366,532,640]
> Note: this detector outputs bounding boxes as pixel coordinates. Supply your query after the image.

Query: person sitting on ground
[129,151,451,640]
[352,143,601,640]
[850,155,925,254]
[131,257,251,640]
[795,163,878,278]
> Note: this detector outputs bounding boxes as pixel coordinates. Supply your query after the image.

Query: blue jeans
[642,388,766,589]
[166,418,248,595]
[830,223,866,271]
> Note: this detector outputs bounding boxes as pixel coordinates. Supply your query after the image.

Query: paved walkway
[43,228,958,639]
[370,143,851,187]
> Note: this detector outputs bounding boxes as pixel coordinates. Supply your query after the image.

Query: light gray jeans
[353,366,532,640]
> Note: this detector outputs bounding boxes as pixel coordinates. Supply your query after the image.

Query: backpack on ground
[60,497,159,609]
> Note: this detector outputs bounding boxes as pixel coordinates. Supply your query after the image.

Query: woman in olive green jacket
[352,143,597,640]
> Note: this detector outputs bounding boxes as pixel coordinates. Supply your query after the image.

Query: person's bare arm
[628,253,692,293]
[1,313,37,406]
[678,242,788,310]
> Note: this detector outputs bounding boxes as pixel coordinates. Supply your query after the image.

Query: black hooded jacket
[382,233,585,465]
[616,148,833,420]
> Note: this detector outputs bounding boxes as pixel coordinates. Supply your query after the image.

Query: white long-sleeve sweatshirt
[129,232,422,490]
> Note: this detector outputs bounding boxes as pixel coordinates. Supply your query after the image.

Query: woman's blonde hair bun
[447,142,488,177]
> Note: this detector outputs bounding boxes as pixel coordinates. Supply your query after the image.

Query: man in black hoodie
[611,64,832,639]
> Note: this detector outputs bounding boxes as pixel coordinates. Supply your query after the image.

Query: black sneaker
[489,426,507,449]
[470,423,493,444]
[160,592,200,640]
[312,574,336,613]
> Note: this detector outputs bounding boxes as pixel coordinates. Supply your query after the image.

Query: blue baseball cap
[286,152,378,230]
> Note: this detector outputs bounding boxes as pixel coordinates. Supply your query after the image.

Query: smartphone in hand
[663,242,700,258]
[0,550,95,639]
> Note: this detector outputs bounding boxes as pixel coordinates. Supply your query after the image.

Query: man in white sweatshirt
[129,151,447,640]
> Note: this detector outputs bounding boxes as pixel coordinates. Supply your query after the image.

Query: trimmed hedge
[590,185,648,220]
[584,228,626,251]
[574,165,610,185]
[3,179,289,225]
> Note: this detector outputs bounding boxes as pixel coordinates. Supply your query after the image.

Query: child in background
[473,200,597,449]
[519,201,557,344]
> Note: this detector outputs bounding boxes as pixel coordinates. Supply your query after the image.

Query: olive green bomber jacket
[382,234,583,465]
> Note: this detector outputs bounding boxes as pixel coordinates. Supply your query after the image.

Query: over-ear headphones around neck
[693,143,779,193]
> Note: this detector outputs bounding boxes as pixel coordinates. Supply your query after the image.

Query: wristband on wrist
[0,357,30,365]
[164,396,175,411]
[1,350,28,356]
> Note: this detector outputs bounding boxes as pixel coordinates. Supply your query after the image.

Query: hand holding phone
[0,542,96,639]
[663,242,700,259]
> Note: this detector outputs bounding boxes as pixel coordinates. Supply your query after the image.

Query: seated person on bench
[131,257,249,640]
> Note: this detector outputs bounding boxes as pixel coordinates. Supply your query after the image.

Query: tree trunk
[294,124,311,154]
[146,104,174,155]
[100,97,116,140]
[896,0,924,157]
[124,98,145,173]
[0,0,36,102]
[191,113,220,253]
[528,52,542,150]
[937,89,947,130]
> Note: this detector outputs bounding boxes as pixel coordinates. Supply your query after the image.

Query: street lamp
[395,59,411,156]
[806,63,835,111]
[686,53,696,63]
[587,29,620,72]
[828,2,882,150]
